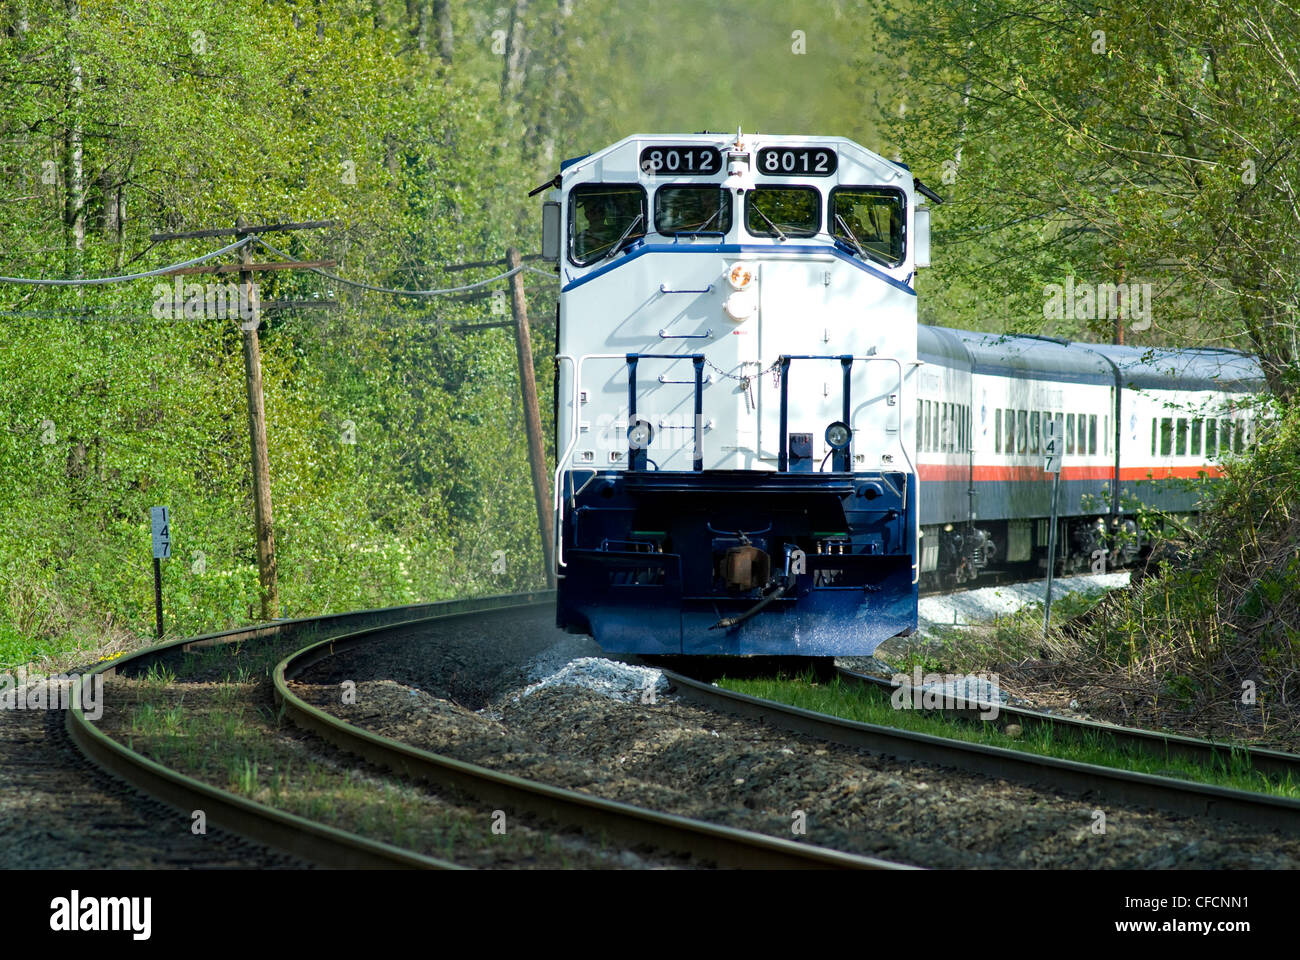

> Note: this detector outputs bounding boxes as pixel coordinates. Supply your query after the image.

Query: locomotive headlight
[724,289,757,322]
[628,418,654,450]
[825,421,851,450]
[727,263,754,290]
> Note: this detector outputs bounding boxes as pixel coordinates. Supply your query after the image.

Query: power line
[0,237,254,286]
[0,233,558,297]
[254,237,555,297]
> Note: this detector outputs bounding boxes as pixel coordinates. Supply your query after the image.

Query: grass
[718,672,1300,800]
[883,583,1114,677]
[116,674,595,868]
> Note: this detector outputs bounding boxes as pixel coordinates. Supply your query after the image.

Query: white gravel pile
[910,673,1009,705]
[519,635,603,684]
[918,571,1129,634]
[517,656,669,703]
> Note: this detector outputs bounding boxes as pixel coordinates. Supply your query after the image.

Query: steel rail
[65,592,555,869]
[835,666,1300,781]
[662,670,1300,833]
[273,615,910,870]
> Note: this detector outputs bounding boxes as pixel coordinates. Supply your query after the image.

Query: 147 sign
[1043,419,1062,473]
[150,506,172,559]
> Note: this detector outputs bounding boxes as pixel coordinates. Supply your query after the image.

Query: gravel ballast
[294,608,1300,869]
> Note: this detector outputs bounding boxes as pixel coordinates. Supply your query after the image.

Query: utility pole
[237,216,278,619]
[507,247,555,586]
[154,218,336,621]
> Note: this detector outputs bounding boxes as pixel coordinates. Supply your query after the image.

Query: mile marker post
[150,506,172,638]
[1042,419,1062,636]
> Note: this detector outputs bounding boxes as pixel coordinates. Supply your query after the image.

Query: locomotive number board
[638,146,723,176]
[756,146,838,177]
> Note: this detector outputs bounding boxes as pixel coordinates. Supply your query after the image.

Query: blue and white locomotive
[537,132,931,657]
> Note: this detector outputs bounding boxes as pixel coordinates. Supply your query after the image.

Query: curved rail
[662,669,1300,833]
[66,592,555,869]
[836,666,1300,781]
[272,613,909,870]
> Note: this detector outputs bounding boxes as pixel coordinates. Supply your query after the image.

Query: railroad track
[67,592,905,870]
[66,580,1300,869]
[834,667,1300,781]
[660,669,1300,834]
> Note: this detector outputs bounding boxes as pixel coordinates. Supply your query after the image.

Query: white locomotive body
[541,132,928,656]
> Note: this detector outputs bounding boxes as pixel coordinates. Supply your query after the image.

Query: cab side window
[570,184,646,265]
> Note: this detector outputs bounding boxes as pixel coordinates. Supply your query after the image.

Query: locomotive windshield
[829,187,905,266]
[570,184,645,265]
[744,186,820,239]
[654,185,732,236]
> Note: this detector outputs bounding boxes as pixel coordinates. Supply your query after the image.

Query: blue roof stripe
[561,243,918,296]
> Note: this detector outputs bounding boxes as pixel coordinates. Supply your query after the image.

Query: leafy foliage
[873,0,1300,394]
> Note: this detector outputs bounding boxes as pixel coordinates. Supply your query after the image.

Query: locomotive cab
[544,132,928,656]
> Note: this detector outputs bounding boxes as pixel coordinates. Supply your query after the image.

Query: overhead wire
[254,236,554,297]
[0,236,255,286]
[0,233,557,310]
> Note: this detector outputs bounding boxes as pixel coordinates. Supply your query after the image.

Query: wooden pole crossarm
[150,220,337,241]
[161,260,336,277]
[261,299,340,311]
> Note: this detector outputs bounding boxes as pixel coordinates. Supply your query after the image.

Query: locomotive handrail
[554,351,663,572]
[773,354,910,471]
[553,350,711,571]
[659,283,714,294]
[627,353,706,473]
[773,352,919,585]
[554,353,581,574]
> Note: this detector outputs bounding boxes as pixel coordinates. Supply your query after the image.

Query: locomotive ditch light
[825,421,851,450]
[724,289,757,321]
[727,263,754,290]
[628,418,654,450]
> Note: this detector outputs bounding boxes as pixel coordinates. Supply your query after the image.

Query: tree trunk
[64,0,84,269]
[433,0,452,64]
[531,0,572,167]
[500,0,529,102]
